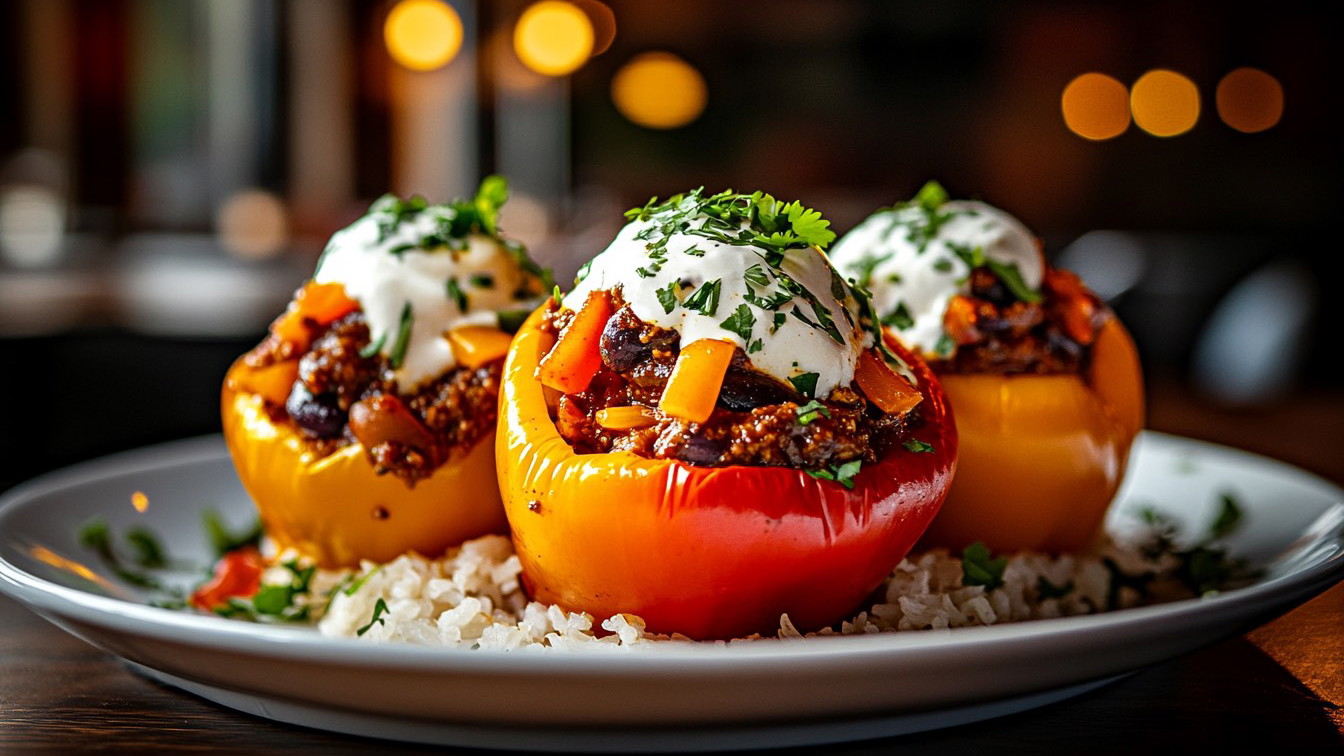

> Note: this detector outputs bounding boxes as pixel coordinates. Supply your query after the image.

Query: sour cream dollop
[315,200,539,389]
[566,205,869,399]
[829,197,1043,358]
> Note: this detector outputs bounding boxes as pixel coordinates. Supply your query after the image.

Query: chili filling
[934,267,1108,376]
[242,309,500,484]
[541,293,918,470]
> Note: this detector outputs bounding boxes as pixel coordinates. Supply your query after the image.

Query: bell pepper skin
[496,308,958,640]
[918,317,1144,554]
[221,361,507,568]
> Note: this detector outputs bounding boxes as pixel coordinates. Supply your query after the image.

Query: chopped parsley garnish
[1035,577,1075,599]
[623,188,836,267]
[849,252,892,291]
[771,312,787,332]
[357,597,391,637]
[788,372,820,398]
[359,331,387,359]
[985,259,1042,304]
[743,263,771,288]
[795,399,830,425]
[961,542,1008,590]
[748,338,763,354]
[806,459,862,490]
[933,332,956,358]
[203,510,263,558]
[78,519,168,590]
[469,273,495,289]
[882,302,915,331]
[497,308,530,333]
[388,302,414,369]
[719,304,756,342]
[655,280,681,314]
[445,278,469,312]
[902,439,935,454]
[682,279,721,316]
[217,560,318,622]
[1209,493,1243,540]
[932,258,954,273]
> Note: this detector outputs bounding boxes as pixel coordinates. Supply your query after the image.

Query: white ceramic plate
[1,432,1341,752]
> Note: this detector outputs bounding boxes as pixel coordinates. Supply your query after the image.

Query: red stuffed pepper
[497,189,957,639]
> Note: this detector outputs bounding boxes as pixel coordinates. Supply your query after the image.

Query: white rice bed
[293,535,1177,649]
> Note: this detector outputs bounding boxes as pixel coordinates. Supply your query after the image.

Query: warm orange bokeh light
[1061,73,1130,141]
[384,0,464,72]
[1130,69,1200,137]
[514,1,594,77]
[1217,67,1284,133]
[131,490,149,513]
[611,52,708,130]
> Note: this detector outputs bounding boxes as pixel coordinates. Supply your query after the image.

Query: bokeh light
[217,190,288,260]
[384,0,464,72]
[569,0,616,56]
[514,1,594,77]
[1216,67,1284,133]
[1061,73,1130,141]
[1130,69,1200,137]
[0,185,65,268]
[611,52,708,130]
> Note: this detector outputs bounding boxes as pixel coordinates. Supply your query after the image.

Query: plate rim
[1,430,1342,673]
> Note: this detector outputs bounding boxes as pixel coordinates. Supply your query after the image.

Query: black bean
[286,383,347,439]
[678,436,725,466]
[717,368,803,411]
[599,310,653,373]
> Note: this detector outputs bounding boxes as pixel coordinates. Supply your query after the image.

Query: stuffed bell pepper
[222,177,548,568]
[496,189,958,639]
[829,182,1144,554]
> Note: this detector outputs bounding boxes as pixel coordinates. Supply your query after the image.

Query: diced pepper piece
[659,339,736,423]
[943,295,982,346]
[190,547,265,611]
[447,325,514,369]
[596,405,658,431]
[1045,269,1098,346]
[237,360,299,407]
[854,349,923,416]
[272,281,361,347]
[538,290,614,394]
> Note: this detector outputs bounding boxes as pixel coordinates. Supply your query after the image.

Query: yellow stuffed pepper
[222,177,548,568]
[830,182,1143,554]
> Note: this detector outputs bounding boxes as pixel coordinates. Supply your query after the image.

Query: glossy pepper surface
[221,362,507,568]
[496,308,959,640]
[918,317,1144,554]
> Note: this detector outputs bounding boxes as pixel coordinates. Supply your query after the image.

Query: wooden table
[3,383,1343,753]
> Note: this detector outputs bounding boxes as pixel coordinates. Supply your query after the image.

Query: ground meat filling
[544,302,916,470]
[245,310,500,485]
[933,268,1108,375]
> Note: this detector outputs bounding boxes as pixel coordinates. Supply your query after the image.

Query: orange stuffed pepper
[830,182,1143,554]
[496,189,958,640]
[222,177,548,568]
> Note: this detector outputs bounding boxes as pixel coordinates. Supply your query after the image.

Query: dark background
[2,0,1341,492]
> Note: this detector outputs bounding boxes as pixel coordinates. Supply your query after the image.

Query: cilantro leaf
[902,439,935,454]
[656,280,680,314]
[356,597,390,637]
[882,301,915,330]
[388,302,414,369]
[789,372,820,398]
[962,542,1008,590]
[795,399,830,425]
[445,278,469,312]
[683,279,722,316]
[719,304,756,342]
[985,259,1042,304]
[1209,493,1243,541]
